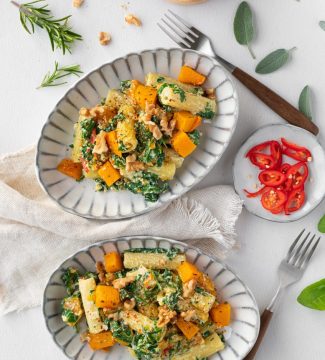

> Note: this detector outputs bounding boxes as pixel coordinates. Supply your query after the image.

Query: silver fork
[245,229,321,360]
[158,10,318,136]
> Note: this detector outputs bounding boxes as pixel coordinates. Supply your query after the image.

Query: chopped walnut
[113,275,135,289]
[205,88,216,100]
[192,332,205,345]
[160,114,175,137]
[99,31,111,46]
[79,107,90,117]
[125,14,142,26]
[96,261,106,283]
[124,298,136,310]
[73,0,84,8]
[182,279,197,298]
[125,154,145,172]
[80,331,90,342]
[157,305,177,328]
[180,309,196,322]
[93,131,109,155]
[103,311,120,321]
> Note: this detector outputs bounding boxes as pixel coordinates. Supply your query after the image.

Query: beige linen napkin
[0,145,242,315]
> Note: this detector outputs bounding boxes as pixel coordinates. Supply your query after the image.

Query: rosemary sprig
[12,0,82,54]
[38,62,83,88]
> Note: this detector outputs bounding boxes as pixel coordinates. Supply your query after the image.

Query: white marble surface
[1,0,325,359]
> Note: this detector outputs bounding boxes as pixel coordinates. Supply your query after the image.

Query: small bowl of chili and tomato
[233,124,325,222]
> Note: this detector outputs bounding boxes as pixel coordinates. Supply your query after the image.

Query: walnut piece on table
[73,0,84,8]
[125,14,142,26]
[99,32,111,46]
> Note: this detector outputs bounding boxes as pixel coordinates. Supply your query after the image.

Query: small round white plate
[36,48,238,220]
[233,124,325,222]
[43,236,259,360]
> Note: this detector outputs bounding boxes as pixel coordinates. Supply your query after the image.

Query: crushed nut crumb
[125,14,142,26]
[73,0,84,8]
[99,32,111,46]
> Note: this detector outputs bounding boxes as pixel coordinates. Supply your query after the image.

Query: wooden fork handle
[244,309,273,360]
[232,67,319,136]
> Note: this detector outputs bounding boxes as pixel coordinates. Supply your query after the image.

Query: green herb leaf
[318,214,325,233]
[233,1,255,59]
[297,279,325,310]
[38,61,82,88]
[255,48,296,74]
[13,0,82,54]
[298,85,312,120]
[319,21,325,31]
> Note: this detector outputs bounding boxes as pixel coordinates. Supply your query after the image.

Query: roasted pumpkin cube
[95,285,120,309]
[177,261,201,283]
[57,158,83,180]
[174,111,202,132]
[210,303,231,327]
[88,331,115,350]
[104,252,123,273]
[176,317,199,339]
[178,65,206,86]
[171,131,197,158]
[98,161,121,186]
[134,84,157,109]
[105,131,122,157]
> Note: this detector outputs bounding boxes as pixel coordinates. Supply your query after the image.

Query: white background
[1,0,325,359]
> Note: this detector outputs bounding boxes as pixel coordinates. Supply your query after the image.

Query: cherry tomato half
[281,138,312,162]
[261,189,287,211]
[258,170,286,186]
[284,188,305,214]
[286,162,308,190]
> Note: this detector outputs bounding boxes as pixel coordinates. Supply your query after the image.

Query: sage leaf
[319,21,325,31]
[233,1,255,59]
[298,85,312,120]
[255,48,296,74]
[297,279,325,310]
[318,214,325,233]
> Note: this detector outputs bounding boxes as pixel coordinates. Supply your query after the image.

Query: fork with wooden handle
[158,10,319,136]
[244,229,321,360]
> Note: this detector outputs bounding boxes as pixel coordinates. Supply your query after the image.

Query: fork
[158,11,319,135]
[244,229,321,360]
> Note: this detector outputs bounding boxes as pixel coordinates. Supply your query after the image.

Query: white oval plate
[233,124,325,222]
[43,236,259,360]
[36,48,238,219]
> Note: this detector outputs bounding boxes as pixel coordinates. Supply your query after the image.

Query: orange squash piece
[198,273,216,295]
[177,261,201,283]
[171,131,197,158]
[95,285,120,309]
[104,252,123,273]
[173,111,202,132]
[176,317,199,340]
[88,331,115,350]
[98,161,121,187]
[178,65,206,86]
[210,303,231,327]
[105,131,122,157]
[57,158,83,180]
[134,84,157,110]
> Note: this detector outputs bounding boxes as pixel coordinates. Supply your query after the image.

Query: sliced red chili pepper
[284,187,305,214]
[244,186,272,198]
[258,170,286,186]
[286,162,308,190]
[281,138,312,162]
[246,141,273,158]
[270,205,284,214]
[280,163,291,174]
[270,141,282,168]
[261,189,287,211]
[249,152,278,170]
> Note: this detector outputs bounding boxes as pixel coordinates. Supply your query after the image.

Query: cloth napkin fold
[0,145,242,315]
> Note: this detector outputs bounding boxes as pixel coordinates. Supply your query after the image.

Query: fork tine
[161,18,194,45]
[295,235,316,268]
[285,229,305,261]
[300,237,321,269]
[289,234,313,265]
[157,22,191,49]
[167,9,200,37]
[164,14,196,43]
